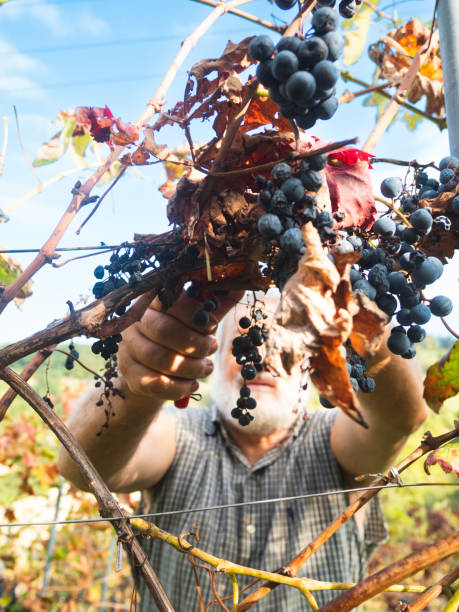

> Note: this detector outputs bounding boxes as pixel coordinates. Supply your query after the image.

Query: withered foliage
[369,19,444,116]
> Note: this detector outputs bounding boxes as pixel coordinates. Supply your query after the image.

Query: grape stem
[374,196,413,227]
[440,317,459,340]
[371,157,440,171]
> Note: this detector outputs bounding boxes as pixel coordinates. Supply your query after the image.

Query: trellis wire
[1,482,457,529]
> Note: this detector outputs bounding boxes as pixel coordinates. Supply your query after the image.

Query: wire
[0,482,457,529]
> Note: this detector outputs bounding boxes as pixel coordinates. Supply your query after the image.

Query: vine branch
[407,564,459,612]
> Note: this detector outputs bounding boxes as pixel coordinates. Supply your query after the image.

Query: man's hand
[59,288,242,493]
[118,289,243,402]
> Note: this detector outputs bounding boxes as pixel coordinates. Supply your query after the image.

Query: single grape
[192,309,209,327]
[400,196,418,213]
[396,309,412,326]
[312,60,339,90]
[257,213,283,238]
[320,30,344,61]
[281,177,305,202]
[452,195,459,215]
[280,227,305,253]
[93,265,105,279]
[238,413,253,426]
[380,177,403,199]
[376,293,397,316]
[407,325,426,343]
[272,50,299,81]
[275,0,296,8]
[315,211,334,227]
[416,171,428,186]
[368,263,389,288]
[299,169,323,191]
[410,208,433,231]
[426,178,439,191]
[401,346,416,359]
[372,217,396,236]
[429,295,453,317]
[248,35,275,62]
[314,95,338,120]
[339,0,356,18]
[245,397,257,410]
[256,61,278,88]
[231,407,242,419]
[413,258,443,285]
[312,7,339,33]
[203,299,217,312]
[308,153,327,171]
[358,377,376,393]
[240,385,251,397]
[276,36,301,54]
[298,37,328,69]
[295,111,316,130]
[241,363,257,380]
[239,316,251,329]
[439,168,455,184]
[319,396,335,408]
[272,162,292,183]
[285,70,317,104]
[400,227,419,244]
[353,279,376,300]
[439,155,459,170]
[418,188,438,200]
[410,303,431,325]
[387,331,411,355]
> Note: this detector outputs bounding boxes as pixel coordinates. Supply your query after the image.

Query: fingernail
[191,380,199,392]
[204,358,214,374]
[209,335,218,352]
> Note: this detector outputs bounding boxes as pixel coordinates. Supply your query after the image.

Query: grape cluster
[230,309,269,426]
[256,154,336,289]
[248,7,343,129]
[346,164,455,360]
[91,334,123,360]
[64,341,79,370]
[319,344,374,408]
[185,282,230,327]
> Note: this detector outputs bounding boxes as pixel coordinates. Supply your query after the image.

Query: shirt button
[246,524,256,535]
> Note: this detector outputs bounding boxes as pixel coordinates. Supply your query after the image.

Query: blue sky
[0,0,457,343]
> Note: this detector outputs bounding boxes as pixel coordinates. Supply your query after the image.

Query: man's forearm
[58,377,164,491]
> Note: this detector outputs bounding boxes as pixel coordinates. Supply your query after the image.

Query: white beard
[211,367,306,436]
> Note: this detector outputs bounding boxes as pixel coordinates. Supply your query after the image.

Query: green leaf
[343,0,380,66]
[401,110,423,131]
[72,132,91,159]
[33,116,76,166]
[0,253,33,302]
[424,341,459,412]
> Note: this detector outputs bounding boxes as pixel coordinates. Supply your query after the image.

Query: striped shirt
[137,405,387,611]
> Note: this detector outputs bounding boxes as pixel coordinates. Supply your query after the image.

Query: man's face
[211,298,306,435]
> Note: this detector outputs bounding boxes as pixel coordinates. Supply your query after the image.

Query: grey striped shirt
[137,406,387,611]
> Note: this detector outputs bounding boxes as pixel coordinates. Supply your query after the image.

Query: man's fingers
[127,326,214,380]
[122,359,200,400]
[137,308,218,359]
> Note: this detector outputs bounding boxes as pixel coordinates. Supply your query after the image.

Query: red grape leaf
[242,95,292,133]
[326,150,376,229]
[423,341,459,413]
[424,445,459,478]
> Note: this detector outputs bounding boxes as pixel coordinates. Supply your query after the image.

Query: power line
[0,29,250,57]
[0,482,457,529]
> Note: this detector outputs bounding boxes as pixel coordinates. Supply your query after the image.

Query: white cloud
[1,0,110,38]
[0,38,45,98]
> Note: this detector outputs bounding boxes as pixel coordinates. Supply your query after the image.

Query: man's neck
[224,421,291,465]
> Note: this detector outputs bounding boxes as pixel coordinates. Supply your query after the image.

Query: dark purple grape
[240,385,251,397]
[439,168,455,184]
[93,265,105,279]
[380,177,402,199]
[256,61,278,88]
[281,177,305,202]
[372,217,396,236]
[241,363,257,380]
[299,169,323,191]
[258,213,283,238]
[407,325,426,343]
[192,309,209,327]
[285,70,316,104]
[312,7,339,33]
[429,295,453,317]
[339,0,356,18]
[203,299,217,312]
[298,37,328,69]
[396,309,412,326]
[280,227,304,253]
[320,30,344,61]
[376,293,397,316]
[319,396,335,408]
[308,153,327,171]
[400,227,419,244]
[276,36,301,54]
[272,50,299,81]
[312,60,339,90]
[248,35,275,62]
[401,346,416,359]
[410,303,431,324]
[353,279,376,300]
[413,258,443,285]
[275,0,296,8]
[410,208,433,231]
[387,331,411,355]
[358,377,375,393]
[272,162,292,183]
[295,111,316,130]
[439,155,459,170]
[239,316,251,329]
[314,95,338,119]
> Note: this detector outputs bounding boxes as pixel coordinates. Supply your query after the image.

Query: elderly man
[59,289,428,610]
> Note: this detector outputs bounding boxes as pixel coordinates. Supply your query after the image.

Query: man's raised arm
[331,328,429,483]
[58,290,241,493]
